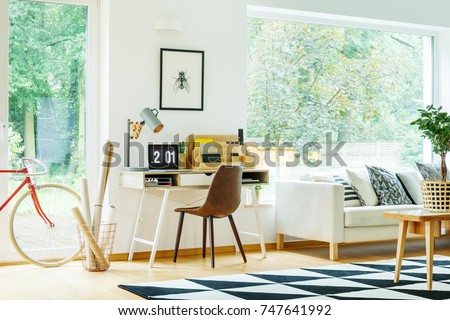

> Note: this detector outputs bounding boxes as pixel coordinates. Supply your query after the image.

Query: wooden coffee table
[384,209,450,290]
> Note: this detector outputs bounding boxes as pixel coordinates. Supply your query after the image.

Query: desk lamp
[124,108,164,171]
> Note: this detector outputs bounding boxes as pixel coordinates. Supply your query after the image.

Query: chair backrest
[200,165,243,218]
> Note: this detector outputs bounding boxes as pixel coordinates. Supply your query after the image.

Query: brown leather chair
[173,165,247,268]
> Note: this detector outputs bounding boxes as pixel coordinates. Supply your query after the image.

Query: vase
[421,180,450,212]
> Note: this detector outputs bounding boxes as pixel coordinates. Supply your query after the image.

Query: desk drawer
[179,173,214,186]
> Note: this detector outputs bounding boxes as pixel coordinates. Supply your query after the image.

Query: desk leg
[128,189,146,261]
[425,221,435,290]
[148,188,170,268]
[252,187,266,259]
[394,220,408,284]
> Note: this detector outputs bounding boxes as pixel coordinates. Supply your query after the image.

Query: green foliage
[247,18,424,164]
[8,124,24,168]
[410,105,450,181]
[8,1,87,187]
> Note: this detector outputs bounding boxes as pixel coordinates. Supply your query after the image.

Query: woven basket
[421,180,450,213]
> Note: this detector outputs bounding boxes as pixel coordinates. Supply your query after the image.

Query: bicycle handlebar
[21,158,48,176]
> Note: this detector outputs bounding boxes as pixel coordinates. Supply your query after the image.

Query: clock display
[148,143,179,170]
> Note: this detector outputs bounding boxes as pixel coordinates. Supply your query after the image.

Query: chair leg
[209,216,215,268]
[228,215,247,263]
[173,212,185,262]
[202,217,207,258]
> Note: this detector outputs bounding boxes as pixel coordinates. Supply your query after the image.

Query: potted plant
[410,104,450,212]
[253,184,262,204]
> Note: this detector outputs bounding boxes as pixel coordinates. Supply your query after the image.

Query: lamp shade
[140,108,164,133]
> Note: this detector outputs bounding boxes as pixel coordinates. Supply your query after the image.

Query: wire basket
[77,223,117,272]
[421,180,450,213]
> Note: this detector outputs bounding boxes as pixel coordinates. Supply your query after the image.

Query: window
[8,0,90,191]
[247,13,434,202]
[0,0,97,262]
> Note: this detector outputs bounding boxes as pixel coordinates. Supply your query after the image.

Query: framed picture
[160,48,204,111]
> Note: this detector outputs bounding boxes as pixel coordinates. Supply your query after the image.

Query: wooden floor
[0,238,449,299]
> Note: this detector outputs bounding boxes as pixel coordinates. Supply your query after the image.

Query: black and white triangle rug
[118,255,450,300]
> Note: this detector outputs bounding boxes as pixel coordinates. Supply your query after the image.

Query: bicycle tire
[9,183,81,267]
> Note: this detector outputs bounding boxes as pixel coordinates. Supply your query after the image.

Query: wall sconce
[154,19,184,32]
[124,108,164,171]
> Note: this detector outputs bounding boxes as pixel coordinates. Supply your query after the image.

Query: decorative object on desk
[119,255,450,300]
[148,143,179,170]
[178,141,186,169]
[411,104,450,212]
[160,48,204,111]
[201,153,221,164]
[238,128,244,145]
[185,133,256,170]
[124,107,164,171]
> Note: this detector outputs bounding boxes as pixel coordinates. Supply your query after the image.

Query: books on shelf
[242,178,260,184]
[145,177,172,187]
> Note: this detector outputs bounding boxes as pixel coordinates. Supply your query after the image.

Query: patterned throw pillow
[332,175,361,207]
[366,165,412,205]
[415,162,446,181]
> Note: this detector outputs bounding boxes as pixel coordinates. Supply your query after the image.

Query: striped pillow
[333,175,361,207]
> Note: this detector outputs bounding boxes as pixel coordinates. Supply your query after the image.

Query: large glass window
[0,0,94,262]
[247,16,433,201]
[8,0,88,190]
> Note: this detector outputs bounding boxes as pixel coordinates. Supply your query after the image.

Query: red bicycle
[0,158,80,267]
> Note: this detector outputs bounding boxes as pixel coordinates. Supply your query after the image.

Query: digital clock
[148,143,179,170]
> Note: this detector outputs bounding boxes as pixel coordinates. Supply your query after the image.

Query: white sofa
[275,180,421,260]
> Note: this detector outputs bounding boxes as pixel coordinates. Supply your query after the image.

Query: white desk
[120,168,269,268]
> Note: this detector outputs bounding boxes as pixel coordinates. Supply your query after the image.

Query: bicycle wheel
[9,183,81,267]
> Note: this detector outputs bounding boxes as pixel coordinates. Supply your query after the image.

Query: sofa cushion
[396,169,423,205]
[415,162,444,181]
[332,175,361,207]
[308,174,361,207]
[366,165,412,205]
[344,204,420,227]
[346,169,379,206]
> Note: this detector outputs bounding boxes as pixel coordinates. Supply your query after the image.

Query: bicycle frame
[0,167,54,226]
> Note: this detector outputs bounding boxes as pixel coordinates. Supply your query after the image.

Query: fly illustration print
[173,70,190,94]
[160,48,204,111]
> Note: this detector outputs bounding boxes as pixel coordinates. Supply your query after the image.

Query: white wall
[437,29,450,107]
[106,0,252,253]
[104,0,450,254]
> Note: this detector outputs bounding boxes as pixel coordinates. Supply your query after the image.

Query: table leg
[394,220,408,283]
[425,221,435,290]
[148,188,170,268]
[252,186,266,258]
[128,189,146,261]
